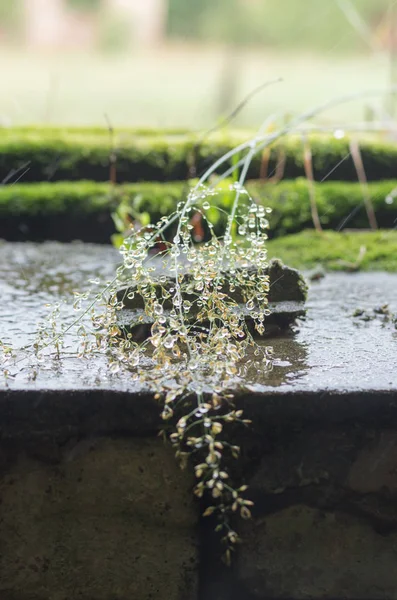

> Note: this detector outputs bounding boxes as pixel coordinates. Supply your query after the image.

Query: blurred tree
[167,0,214,37]
[66,0,102,11]
[167,0,392,52]
[98,12,132,53]
[0,0,22,32]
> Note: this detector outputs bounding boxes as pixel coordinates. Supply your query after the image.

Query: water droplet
[109,361,120,374]
[183,301,192,313]
[130,352,140,367]
[173,295,181,308]
[259,218,269,229]
[172,345,181,358]
[153,302,163,316]
[246,299,255,311]
[164,335,176,349]
[334,129,345,139]
[203,201,211,210]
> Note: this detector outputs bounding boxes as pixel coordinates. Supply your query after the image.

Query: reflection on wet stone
[0,242,396,392]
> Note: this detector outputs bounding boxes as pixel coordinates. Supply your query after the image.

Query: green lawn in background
[0,46,392,129]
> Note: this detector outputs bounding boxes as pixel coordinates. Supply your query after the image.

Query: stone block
[348,431,397,495]
[238,506,397,599]
[0,437,198,600]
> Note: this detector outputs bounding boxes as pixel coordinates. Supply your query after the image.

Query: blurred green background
[0,0,396,128]
[168,0,391,51]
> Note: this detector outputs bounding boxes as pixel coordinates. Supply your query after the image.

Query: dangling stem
[349,138,378,230]
[302,134,322,233]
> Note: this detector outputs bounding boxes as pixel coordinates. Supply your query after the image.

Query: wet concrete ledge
[1,387,397,443]
[1,243,395,442]
[1,243,397,599]
[3,385,397,600]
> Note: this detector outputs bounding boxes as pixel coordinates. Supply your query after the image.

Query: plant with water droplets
[2,86,397,561]
[96,165,275,561]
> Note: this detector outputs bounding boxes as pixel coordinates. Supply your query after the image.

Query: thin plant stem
[211,87,397,185]
[349,138,378,230]
[259,147,271,181]
[189,79,282,177]
[105,113,117,186]
[302,134,323,233]
[271,148,286,183]
[334,0,379,51]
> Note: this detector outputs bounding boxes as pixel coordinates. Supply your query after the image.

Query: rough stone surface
[0,437,198,600]
[241,425,397,530]
[348,431,397,495]
[201,425,397,600]
[247,428,358,494]
[238,506,397,600]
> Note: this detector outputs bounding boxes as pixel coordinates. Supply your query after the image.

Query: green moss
[1,180,396,268]
[0,133,192,183]
[1,125,192,137]
[246,178,397,235]
[267,231,397,272]
[0,181,115,216]
[0,179,396,237]
[1,129,397,183]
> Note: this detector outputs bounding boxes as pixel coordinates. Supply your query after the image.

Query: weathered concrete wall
[2,259,397,599]
[0,437,198,600]
[202,426,397,600]
[239,506,397,600]
[3,422,397,599]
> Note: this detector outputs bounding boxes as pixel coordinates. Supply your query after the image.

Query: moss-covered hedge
[1,128,397,183]
[0,178,396,242]
[247,178,397,236]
